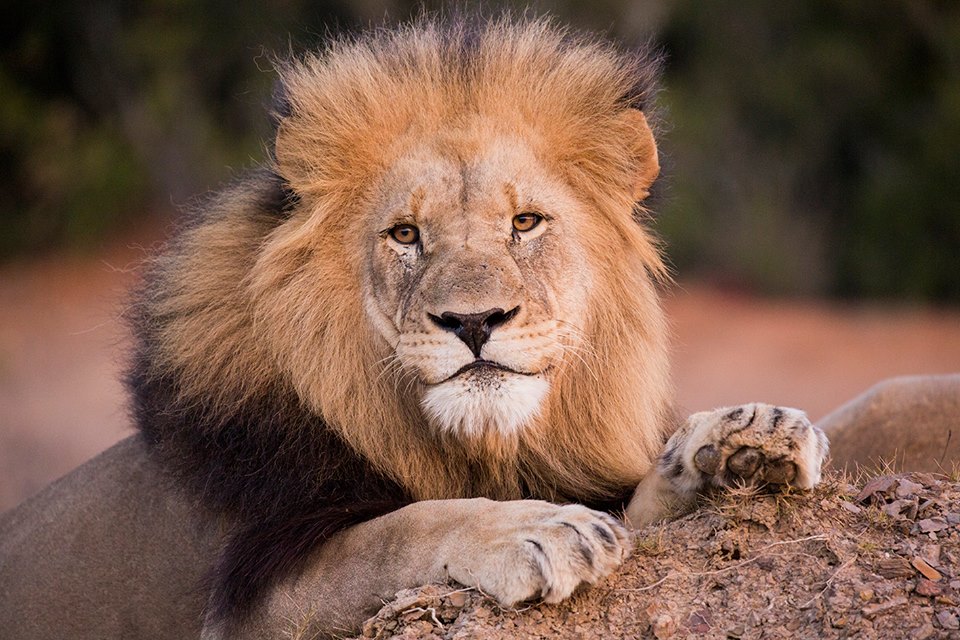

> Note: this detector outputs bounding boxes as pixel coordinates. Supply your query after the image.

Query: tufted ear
[618,109,659,201]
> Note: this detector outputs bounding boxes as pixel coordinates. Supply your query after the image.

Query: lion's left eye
[512,212,543,233]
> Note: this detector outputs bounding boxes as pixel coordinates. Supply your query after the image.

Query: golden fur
[146,17,671,506]
[6,18,924,640]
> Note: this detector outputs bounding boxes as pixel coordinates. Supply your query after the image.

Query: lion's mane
[128,16,670,626]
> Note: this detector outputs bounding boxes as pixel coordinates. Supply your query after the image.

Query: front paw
[445,501,631,608]
[661,403,829,497]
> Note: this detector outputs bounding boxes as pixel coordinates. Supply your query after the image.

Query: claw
[727,447,763,479]
[694,444,722,475]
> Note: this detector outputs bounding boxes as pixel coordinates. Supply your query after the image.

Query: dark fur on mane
[127,169,411,624]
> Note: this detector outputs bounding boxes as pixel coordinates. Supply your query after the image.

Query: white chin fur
[421,372,549,438]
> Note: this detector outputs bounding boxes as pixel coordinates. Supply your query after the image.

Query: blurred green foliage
[2,0,958,300]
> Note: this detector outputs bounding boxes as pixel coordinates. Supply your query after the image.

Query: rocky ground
[356,471,960,639]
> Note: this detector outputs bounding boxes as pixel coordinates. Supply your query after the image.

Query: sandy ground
[1,232,959,511]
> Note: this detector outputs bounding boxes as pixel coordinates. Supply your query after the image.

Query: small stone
[912,557,943,581]
[840,501,862,514]
[877,557,914,579]
[918,517,950,533]
[473,606,491,619]
[859,588,875,602]
[920,544,942,566]
[446,591,468,608]
[685,610,711,634]
[832,617,847,628]
[727,624,746,637]
[882,501,906,518]
[936,610,960,630]
[914,623,937,640]
[947,513,960,525]
[915,578,943,597]
[862,595,908,618]
[896,479,924,497]
[652,614,676,638]
[857,476,897,503]
[529,610,543,620]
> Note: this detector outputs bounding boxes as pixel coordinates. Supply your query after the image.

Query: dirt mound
[356,472,960,639]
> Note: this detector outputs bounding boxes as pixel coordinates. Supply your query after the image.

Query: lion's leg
[625,404,829,528]
[817,374,960,473]
[214,498,632,639]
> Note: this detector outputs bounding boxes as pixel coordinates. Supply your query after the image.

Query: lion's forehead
[374,133,575,222]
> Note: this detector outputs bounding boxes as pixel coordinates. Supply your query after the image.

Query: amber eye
[512,212,543,233]
[388,224,420,245]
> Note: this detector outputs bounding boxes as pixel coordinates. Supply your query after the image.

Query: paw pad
[727,447,762,479]
[674,403,827,494]
[694,444,721,475]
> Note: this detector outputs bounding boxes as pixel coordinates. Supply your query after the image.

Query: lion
[1,16,951,640]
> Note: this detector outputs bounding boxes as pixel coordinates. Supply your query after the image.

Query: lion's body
[0,437,217,639]
[0,16,942,640]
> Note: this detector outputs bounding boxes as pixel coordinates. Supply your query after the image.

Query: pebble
[685,611,710,634]
[920,544,942,565]
[896,479,924,497]
[877,557,913,578]
[918,517,949,533]
[914,623,937,640]
[862,596,907,618]
[652,614,676,638]
[915,578,943,597]
[912,557,943,581]
[857,477,896,502]
[446,591,468,608]
[840,501,862,514]
[936,610,960,630]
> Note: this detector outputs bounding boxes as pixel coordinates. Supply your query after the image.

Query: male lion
[3,16,902,640]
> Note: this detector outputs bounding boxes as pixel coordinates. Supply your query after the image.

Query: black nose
[429,307,518,358]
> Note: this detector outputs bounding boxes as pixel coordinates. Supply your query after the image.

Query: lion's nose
[428,307,519,358]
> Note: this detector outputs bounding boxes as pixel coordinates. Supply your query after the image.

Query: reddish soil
[355,472,960,639]
[1,233,959,511]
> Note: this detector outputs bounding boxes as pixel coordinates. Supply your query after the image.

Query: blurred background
[2,0,959,509]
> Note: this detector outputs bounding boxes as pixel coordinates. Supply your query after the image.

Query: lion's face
[156,20,673,501]
[362,137,593,437]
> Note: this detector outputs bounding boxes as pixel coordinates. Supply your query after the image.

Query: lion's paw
[660,404,829,497]
[446,502,630,607]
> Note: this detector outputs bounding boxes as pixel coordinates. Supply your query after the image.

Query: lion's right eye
[388,224,420,245]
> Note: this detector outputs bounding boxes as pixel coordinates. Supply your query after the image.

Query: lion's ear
[618,109,659,201]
